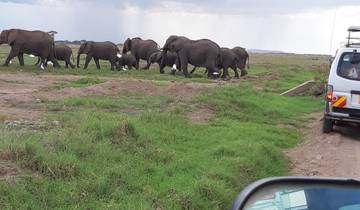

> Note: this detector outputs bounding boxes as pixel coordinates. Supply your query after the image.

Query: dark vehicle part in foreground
[231,176,360,210]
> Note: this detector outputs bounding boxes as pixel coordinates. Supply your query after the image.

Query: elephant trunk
[76,53,81,68]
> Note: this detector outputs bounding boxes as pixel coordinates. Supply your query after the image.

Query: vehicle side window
[337,53,360,81]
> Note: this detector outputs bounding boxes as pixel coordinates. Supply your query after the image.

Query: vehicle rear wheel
[322,117,333,133]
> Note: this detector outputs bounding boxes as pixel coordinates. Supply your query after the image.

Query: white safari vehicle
[323,26,360,133]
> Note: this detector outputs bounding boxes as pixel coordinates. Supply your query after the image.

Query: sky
[1,0,360,54]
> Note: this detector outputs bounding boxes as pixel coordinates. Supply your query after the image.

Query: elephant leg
[109,60,114,70]
[66,57,75,69]
[39,57,47,70]
[65,61,69,69]
[84,54,93,69]
[179,57,190,78]
[143,59,151,70]
[159,63,165,74]
[94,58,101,70]
[18,53,24,66]
[128,65,132,70]
[4,47,20,66]
[233,67,240,78]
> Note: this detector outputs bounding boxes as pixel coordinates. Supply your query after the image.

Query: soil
[0,160,22,184]
[286,112,360,179]
[0,73,213,123]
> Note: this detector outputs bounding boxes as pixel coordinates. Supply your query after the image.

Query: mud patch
[188,104,216,123]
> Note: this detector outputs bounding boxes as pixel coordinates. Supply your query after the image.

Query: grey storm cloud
[1,0,360,14]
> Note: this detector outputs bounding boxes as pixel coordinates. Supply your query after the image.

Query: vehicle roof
[348,26,360,32]
[336,47,360,55]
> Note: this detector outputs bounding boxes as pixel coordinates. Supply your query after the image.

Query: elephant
[0,29,59,69]
[162,35,221,78]
[218,47,240,78]
[122,37,159,70]
[77,41,120,70]
[148,51,179,74]
[35,44,75,68]
[117,54,138,70]
[190,47,247,79]
[232,47,250,76]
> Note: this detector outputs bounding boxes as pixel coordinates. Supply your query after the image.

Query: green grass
[0,45,327,209]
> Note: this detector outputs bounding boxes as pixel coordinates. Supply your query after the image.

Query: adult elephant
[162,35,221,78]
[148,50,179,74]
[77,41,120,70]
[35,44,75,68]
[122,37,159,70]
[0,29,59,69]
[232,47,250,76]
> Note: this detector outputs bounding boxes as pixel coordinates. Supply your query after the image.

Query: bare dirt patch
[0,73,214,123]
[188,104,216,123]
[0,73,81,121]
[165,81,210,98]
[38,79,160,101]
[285,112,360,178]
[0,160,22,184]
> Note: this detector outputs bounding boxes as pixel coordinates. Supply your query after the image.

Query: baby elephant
[35,44,75,68]
[117,54,138,70]
[148,51,179,74]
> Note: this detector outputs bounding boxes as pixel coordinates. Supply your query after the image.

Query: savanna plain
[0,45,327,209]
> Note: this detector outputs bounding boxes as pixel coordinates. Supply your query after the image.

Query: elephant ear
[83,41,93,54]
[0,30,8,44]
[7,29,18,45]
[126,38,132,50]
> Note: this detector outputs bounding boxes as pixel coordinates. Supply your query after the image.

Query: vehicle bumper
[325,107,360,123]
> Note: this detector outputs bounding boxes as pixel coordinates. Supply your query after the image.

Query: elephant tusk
[117,53,122,58]
[213,72,220,75]
[40,63,45,70]
[29,54,35,58]
[172,64,177,70]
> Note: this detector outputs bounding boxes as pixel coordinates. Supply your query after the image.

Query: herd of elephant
[0,29,250,78]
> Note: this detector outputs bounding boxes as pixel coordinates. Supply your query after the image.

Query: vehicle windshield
[338,52,360,81]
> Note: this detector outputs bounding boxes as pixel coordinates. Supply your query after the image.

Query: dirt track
[286,113,360,179]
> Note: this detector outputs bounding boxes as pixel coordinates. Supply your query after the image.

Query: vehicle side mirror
[231,177,360,210]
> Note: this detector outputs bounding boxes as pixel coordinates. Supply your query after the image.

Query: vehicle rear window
[337,52,360,81]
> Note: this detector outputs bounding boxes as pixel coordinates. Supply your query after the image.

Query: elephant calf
[149,51,179,74]
[77,41,120,70]
[35,44,75,68]
[117,54,138,70]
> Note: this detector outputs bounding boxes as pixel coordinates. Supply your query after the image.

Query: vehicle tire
[322,118,333,133]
